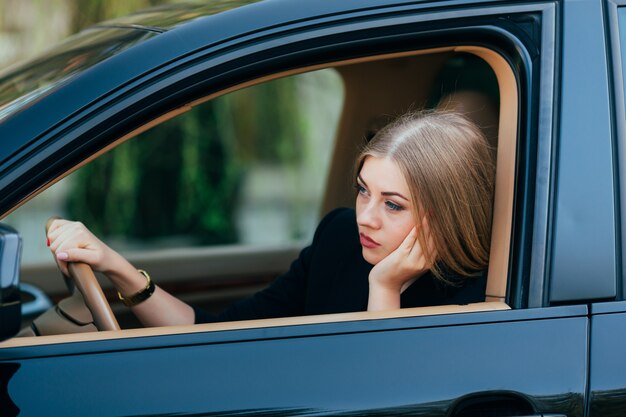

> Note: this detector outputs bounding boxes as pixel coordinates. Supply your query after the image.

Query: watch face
[119,270,154,307]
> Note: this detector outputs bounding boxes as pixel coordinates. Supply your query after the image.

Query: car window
[0,28,158,122]
[8,68,343,259]
[7,46,517,335]
[6,68,344,326]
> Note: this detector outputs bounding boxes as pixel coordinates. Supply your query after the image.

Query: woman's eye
[385,201,403,211]
[355,184,367,195]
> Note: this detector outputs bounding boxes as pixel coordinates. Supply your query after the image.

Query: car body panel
[549,0,618,303]
[589,302,626,416]
[2,306,587,416]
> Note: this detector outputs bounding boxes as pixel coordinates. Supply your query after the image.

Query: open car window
[3,44,517,343]
[8,67,344,328]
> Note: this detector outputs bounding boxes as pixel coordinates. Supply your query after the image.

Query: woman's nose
[357,202,381,229]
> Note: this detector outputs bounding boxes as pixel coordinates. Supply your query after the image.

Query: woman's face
[355,156,417,265]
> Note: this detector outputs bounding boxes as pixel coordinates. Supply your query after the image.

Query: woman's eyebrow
[382,191,409,201]
[358,175,409,201]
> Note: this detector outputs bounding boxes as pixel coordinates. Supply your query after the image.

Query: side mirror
[0,223,21,341]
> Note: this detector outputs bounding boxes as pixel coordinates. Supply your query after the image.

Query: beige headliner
[3,45,517,347]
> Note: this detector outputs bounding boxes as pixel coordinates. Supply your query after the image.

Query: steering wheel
[66,263,120,331]
[47,218,120,332]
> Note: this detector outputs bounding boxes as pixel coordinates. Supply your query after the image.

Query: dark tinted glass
[0,27,157,122]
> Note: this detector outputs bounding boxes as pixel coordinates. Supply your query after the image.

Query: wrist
[367,283,401,311]
[368,270,404,293]
[369,279,402,294]
[102,252,146,294]
[101,249,129,277]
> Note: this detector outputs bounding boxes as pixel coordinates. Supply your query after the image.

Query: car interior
[2,44,518,346]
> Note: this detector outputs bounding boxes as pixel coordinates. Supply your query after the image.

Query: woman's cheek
[388,215,415,248]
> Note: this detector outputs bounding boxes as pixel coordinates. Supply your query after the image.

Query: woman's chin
[361,247,385,265]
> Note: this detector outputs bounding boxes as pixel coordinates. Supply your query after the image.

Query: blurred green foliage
[67,76,306,244]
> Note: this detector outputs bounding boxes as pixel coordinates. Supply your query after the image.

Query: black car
[0,0,625,415]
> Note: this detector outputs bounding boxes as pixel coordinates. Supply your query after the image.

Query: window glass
[6,68,344,264]
[0,28,157,122]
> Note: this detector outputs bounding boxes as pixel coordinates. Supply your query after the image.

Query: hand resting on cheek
[367,216,437,311]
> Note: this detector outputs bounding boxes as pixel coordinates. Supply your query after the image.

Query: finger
[407,217,432,261]
[426,234,437,264]
[407,235,425,267]
[400,227,419,251]
[49,225,83,252]
[55,247,101,266]
[45,216,62,235]
[420,215,437,264]
[421,215,430,233]
[47,218,71,238]
[50,222,94,253]
[47,220,75,245]
[56,259,69,277]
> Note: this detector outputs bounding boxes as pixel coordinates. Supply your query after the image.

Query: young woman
[47,110,495,327]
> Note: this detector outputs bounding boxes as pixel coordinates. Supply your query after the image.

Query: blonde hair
[355,110,495,280]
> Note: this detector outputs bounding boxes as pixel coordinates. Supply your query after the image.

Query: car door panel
[2,306,587,416]
[588,302,626,416]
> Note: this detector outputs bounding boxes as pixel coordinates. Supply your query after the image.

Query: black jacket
[194,208,487,323]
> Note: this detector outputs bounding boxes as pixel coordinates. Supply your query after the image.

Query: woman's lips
[359,233,380,249]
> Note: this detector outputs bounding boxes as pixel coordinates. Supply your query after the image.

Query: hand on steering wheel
[46,218,119,331]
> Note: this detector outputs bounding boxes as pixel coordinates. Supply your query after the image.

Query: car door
[587,1,626,415]
[0,1,593,416]
[1,306,584,416]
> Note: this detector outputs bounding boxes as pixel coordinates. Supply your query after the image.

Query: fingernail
[46,238,50,247]
[57,252,69,261]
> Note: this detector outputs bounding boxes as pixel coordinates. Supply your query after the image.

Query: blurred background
[0,0,344,266]
[0,0,180,68]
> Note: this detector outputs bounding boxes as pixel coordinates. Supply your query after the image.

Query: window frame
[0,2,553,348]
